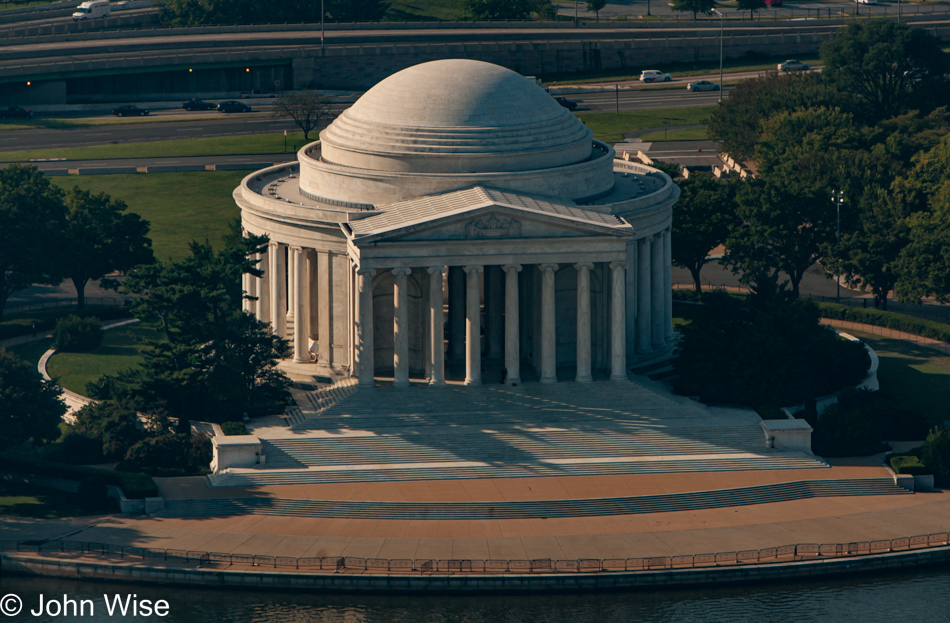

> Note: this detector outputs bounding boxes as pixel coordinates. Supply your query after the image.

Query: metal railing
[3,534,949,574]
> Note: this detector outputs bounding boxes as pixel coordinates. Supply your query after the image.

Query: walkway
[210,379,827,487]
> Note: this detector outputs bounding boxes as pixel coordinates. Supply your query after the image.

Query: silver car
[687,80,720,92]
[778,60,810,72]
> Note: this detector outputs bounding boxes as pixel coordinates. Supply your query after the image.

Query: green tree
[0,349,65,450]
[74,400,145,461]
[735,0,765,19]
[100,224,289,430]
[820,20,950,122]
[586,0,606,20]
[158,0,325,26]
[671,175,738,292]
[62,187,153,310]
[896,134,950,303]
[273,91,333,142]
[0,164,66,320]
[726,179,834,298]
[921,427,950,486]
[670,0,715,20]
[707,72,834,160]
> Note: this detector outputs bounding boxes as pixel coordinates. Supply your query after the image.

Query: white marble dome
[319,59,594,174]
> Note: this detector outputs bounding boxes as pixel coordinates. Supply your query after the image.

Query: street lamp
[710,8,724,103]
[321,0,325,55]
[831,190,845,304]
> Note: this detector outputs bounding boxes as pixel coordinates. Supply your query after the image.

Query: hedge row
[0,306,131,342]
[0,453,158,499]
[816,303,950,343]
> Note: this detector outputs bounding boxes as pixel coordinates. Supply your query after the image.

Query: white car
[687,80,720,92]
[856,0,878,4]
[640,70,673,83]
[778,60,810,72]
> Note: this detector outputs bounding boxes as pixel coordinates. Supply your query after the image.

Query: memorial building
[235,59,679,386]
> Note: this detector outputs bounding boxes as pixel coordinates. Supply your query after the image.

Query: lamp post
[711,8,724,103]
[321,0,325,55]
[831,190,845,304]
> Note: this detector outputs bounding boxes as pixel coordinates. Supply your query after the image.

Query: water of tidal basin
[2,566,948,622]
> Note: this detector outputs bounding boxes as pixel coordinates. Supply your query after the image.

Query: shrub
[817,303,950,343]
[673,290,870,407]
[52,315,103,352]
[890,454,930,476]
[59,430,104,464]
[811,401,889,457]
[120,434,212,477]
[0,453,158,498]
[74,401,145,461]
[921,427,950,486]
[220,421,249,436]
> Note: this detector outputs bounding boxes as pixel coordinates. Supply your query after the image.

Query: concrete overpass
[3,14,949,105]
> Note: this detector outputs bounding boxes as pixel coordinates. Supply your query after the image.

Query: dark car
[765,0,782,6]
[182,98,217,111]
[0,106,32,119]
[218,100,252,113]
[112,105,149,117]
[554,96,578,111]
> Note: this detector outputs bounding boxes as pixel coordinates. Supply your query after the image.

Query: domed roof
[318,59,594,174]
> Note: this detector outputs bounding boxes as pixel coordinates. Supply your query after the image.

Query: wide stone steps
[166,478,909,519]
[208,453,827,487]
[258,427,767,470]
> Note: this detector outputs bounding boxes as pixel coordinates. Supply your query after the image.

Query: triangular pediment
[344,187,633,245]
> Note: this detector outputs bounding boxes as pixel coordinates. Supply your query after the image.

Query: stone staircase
[163,478,910,520]
[209,378,830,488]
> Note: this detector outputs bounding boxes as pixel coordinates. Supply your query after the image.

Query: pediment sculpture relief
[465,213,522,238]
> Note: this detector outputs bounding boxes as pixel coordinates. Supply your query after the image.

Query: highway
[0,82,734,155]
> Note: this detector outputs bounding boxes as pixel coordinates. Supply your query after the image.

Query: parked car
[218,101,252,113]
[182,98,217,111]
[765,0,782,6]
[112,105,149,116]
[640,70,673,83]
[856,0,878,4]
[686,80,720,92]
[777,60,810,72]
[554,96,578,111]
[0,106,32,119]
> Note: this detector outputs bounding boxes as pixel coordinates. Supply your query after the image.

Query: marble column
[610,262,628,381]
[574,262,594,383]
[448,266,466,363]
[317,251,331,365]
[268,242,286,338]
[664,228,674,341]
[291,247,308,363]
[258,250,270,323]
[502,264,522,385]
[464,265,483,386]
[428,265,446,385]
[651,233,665,349]
[539,263,558,384]
[252,252,264,319]
[286,246,296,329]
[636,237,652,355]
[486,266,504,360]
[392,267,411,388]
[356,268,375,387]
[242,271,251,313]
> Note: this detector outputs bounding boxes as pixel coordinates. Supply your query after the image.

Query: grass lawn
[0,304,130,341]
[0,480,113,517]
[640,128,710,141]
[51,172,245,262]
[850,332,950,426]
[386,0,467,20]
[3,338,54,367]
[0,0,59,10]
[578,106,713,143]
[47,321,162,395]
[0,131,307,161]
[0,115,220,132]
